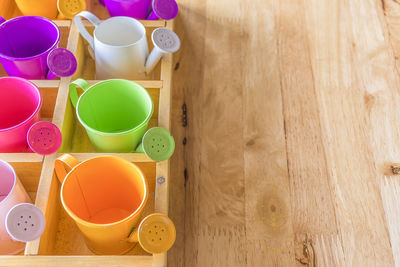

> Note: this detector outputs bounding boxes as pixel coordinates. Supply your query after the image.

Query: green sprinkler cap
[142,127,175,162]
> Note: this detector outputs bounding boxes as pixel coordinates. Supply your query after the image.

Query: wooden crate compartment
[38,159,156,256]
[59,19,166,153]
[6,161,43,254]
[0,84,60,161]
[9,161,42,206]
[0,21,71,79]
[59,83,160,153]
[75,21,165,81]
[0,0,150,20]
[0,0,111,20]
[0,13,174,265]
[0,0,114,20]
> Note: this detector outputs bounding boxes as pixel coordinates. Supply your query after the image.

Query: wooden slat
[80,20,166,28]
[54,20,72,27]
[31,80,61,88]
[165,11,187,266]
[25,21,82,256]
[182,0,247,265]
[242,0,295,264]
[0,154,43,162]
[303,0,394,265]
[174,1,207,266]
[0,256,153,267]
[68,153,154,162]
[151,19,175,267]
[279,0,338,236]
[86,80,163,88]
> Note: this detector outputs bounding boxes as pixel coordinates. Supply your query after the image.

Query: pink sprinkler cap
[27,121,62,155]
[6,203,45,242]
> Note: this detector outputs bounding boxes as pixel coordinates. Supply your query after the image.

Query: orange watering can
[55,154,175,255]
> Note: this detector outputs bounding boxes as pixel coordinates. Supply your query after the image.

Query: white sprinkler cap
[6,203,45,242]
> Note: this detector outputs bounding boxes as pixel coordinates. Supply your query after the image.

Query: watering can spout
[145,46,163,74]
[135,127,175,162]
[145,28,180,74]
[127,213,176,254]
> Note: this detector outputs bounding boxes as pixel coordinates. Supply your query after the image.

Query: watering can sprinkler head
[145,28,181,74]
[6,203,45,243]
[57,0,87,19]
[27,121,62,155]
[47,47,78,79]
[136,127,175,162]
[128,213,176,254]
[147,0,179,20]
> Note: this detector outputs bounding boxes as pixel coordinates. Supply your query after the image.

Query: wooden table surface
[168,0,400,266]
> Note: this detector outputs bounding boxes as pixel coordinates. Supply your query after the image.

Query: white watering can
[74,11,181,79]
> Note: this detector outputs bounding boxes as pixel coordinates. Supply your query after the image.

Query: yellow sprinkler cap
[137,213,176,254]
[57,0,86,19]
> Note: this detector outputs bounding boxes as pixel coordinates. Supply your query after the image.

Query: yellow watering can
[15,0,86,20]
[55,154,175,255]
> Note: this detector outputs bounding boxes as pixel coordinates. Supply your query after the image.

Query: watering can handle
[73,11,101,49]
[55,154,80,184]
[69,78,91,109]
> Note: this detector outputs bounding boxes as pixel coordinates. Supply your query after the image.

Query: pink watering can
[0,77,62,154]
[0,160,45,255]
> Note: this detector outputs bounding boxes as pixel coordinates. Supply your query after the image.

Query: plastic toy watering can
[0,16,77,79]
[15,0,87,20]
[0,77,62,154]
[54,154,175,254]
[97,0,178,20]
[69,78,153,152]
[99,0,152,19]
[0,160,45,255]
[14,0,58,19]
[74,11,180,79]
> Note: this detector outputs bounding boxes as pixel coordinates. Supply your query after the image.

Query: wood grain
[171,0,400,266]
[3,0,400,265]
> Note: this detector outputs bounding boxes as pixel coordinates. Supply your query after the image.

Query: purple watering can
[99,0,178,20]
[0,16,77,80]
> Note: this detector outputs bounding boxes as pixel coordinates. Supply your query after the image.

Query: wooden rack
[0,4,175,266]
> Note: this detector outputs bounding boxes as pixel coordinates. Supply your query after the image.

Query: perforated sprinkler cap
[27,121,62,155]
[152,28,181,53]
[6,203,45,242]
[57,0,87,19]
[151,0,178,20]
[137,213,176,254]
[142,127,175,162]
[47,47,77,77]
